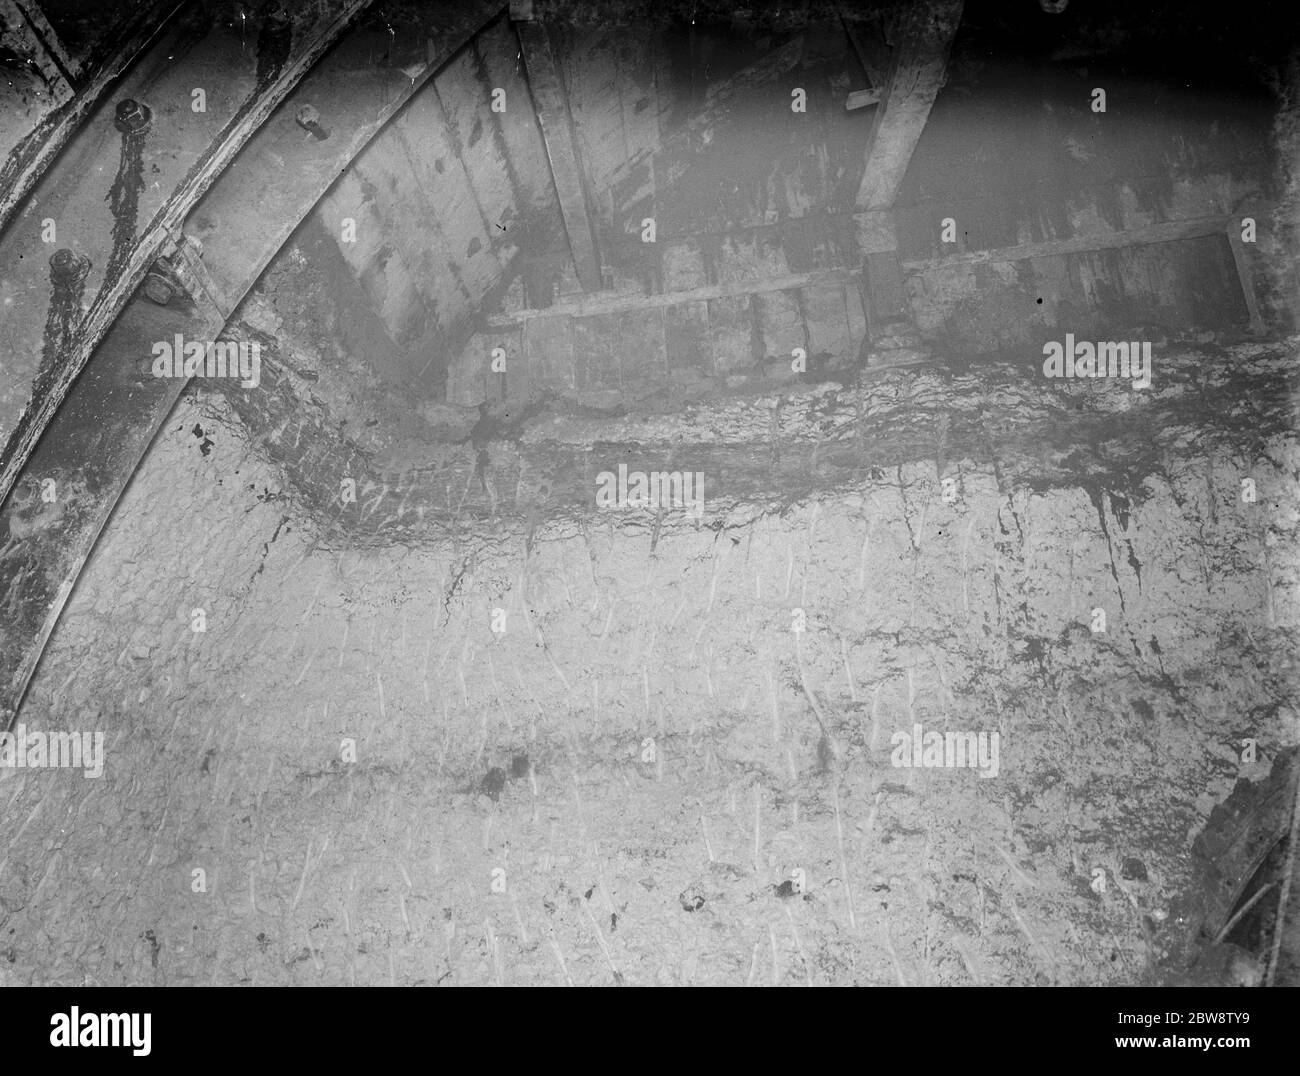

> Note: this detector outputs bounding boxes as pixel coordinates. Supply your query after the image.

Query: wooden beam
[861,250,908,325]
[855,0,963,211]
[514,18,602,292]
[900,215,1234,272]
[845,88,882,111]
[487,267,858,328]
[904,213,1268,332]
[853,208,907,329]
[1226,223,1266,333]
[840,10,890,89]
[849,3,960,339]
[664,35,806,150]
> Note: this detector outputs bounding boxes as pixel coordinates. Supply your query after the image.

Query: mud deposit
[3,332,1297,986]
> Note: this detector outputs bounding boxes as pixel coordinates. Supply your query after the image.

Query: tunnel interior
[0,0,1298,987]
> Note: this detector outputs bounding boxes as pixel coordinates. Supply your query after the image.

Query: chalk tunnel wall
[1,0,1299,986]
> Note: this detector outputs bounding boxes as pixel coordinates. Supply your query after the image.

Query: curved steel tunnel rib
[0,0,186,238]
[0,1,507,727]
[0,0,378,509]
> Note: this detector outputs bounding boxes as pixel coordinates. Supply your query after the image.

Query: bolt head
[49,248,91,283]
[114,98,152,134]
[295,104,321,128]
[143,272,175,306]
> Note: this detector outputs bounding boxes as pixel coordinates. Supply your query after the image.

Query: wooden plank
[475,19,556,214]
[713,231,791,283]
[565,28,626,226]
[489,327,527,399]
[845,277,868,349]
[1226,222,1266,333]
[398,90,504,303]
[840,8,890,89]
[863,249,908,323]
[855,208,898,254]
[614,32,661,220]
[900,215,1234,272]
[486,267,859,328]
[708,294,754,374]
[855,0,963,211]
[318,164,425,340]
[756,289,806,361]
[848,207,904,336]
[515,18,602,291]
[803,279,852,360]
[846,88,882,111]
[450,328,525,405]
[572,312,620,391]
[436,45,520,265]
[324,100,500,352]
[662,236,708,290]
[662,35,806,154]
[665,300,712,372]
[191,0,504,309]
[617,306,668,397]
[523,313,575,392]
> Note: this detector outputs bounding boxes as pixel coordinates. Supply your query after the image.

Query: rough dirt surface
[3,328,1297,986]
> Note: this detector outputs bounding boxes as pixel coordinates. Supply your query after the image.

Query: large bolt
[295,104,330,140]
[143,269,177,306]
[49,248,92,287]
[114,98,152,135]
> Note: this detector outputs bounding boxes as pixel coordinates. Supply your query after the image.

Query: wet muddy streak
[105,125,147,285]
